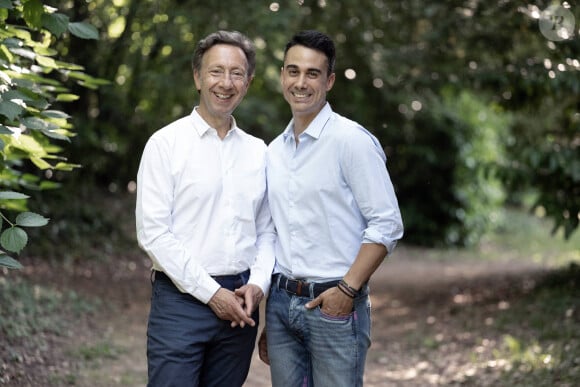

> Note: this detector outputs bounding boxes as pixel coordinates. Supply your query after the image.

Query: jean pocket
[318,309,353,324]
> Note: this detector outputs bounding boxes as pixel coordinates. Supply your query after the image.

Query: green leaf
[1,226,28,253]
[68,22,99,40]
[41,12,69,38]
[54,161,80,171]
[0,44,14,62]
[21,116,57,131]
[41,110,70,119]
[15,212,49,227]
[41,129,71,141]
[0,254,23,270]
[30,156,53,169]
[2,89,34,102]
[39,180,60,190]
[36,55,58,68]
[22,0,43,29]
[0,191,29,200]
[0,100,24,121]
[56,93,80,102]
[0,9,7,24]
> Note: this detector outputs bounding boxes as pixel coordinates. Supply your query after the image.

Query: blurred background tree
[21,0,579,255]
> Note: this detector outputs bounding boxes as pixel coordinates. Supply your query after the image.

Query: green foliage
[443,90,508,246]
[42,0,579,247]
[0,1,103,268]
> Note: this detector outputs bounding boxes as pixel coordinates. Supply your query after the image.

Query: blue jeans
[147,271,258,387]
[265,277,371,387]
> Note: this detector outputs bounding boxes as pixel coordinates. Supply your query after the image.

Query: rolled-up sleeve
[341,128,404,255]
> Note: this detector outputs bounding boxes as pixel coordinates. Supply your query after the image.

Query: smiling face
[194,44,252,128]
[281,45,335,132]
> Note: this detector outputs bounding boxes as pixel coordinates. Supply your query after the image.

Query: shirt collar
[283,102,332,143]
[190,107,239,138]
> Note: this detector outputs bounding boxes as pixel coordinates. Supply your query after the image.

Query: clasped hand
[208,284,263,328]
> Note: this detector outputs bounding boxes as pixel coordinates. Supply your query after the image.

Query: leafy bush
[0,0,104,268]
[392,90,508,246]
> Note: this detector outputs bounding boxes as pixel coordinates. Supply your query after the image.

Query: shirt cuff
[195,276,222,304]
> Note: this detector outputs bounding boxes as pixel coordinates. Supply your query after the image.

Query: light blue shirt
[266,103,404,282]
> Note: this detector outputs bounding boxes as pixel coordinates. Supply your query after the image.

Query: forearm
[342,243,387,290]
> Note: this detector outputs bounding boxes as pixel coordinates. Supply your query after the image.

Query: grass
[491,264,580,385]
[420,207,580,266]
[74,341,123,362]
[459,209,580,385]
[0,276,103,385]
[0,277,98,340]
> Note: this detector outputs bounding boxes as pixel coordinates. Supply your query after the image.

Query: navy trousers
[147,271,258,387]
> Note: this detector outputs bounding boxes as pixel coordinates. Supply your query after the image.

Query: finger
[234,286,246,297]
[232,304,256,327]
[244,293,255,316]
[305,296,322,309]
[258,330,270,365]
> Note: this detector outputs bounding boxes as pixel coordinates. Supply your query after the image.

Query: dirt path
[60,246,548,387]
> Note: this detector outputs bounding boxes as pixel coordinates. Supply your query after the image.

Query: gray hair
[192,30,256,77]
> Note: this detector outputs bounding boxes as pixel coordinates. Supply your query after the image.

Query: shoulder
[144,116,194,154]
[331,113,377,144]
[235,128,267,150]
[329,112,386,161]
[149,116,192,141]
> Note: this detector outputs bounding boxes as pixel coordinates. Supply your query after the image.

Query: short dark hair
[192,30,256,77]
[284,30,336,76]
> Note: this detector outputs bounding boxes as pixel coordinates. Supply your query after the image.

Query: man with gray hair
[136,30,275,386]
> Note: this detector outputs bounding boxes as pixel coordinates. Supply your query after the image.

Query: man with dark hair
[136,30,275,387]
[260,30,404,387]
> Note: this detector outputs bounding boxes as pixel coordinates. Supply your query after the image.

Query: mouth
[215,92,234,100]
[291,91,311,99]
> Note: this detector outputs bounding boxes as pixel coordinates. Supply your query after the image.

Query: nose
[296,73,307,88]
[220,73,234,88]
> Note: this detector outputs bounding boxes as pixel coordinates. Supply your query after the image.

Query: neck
[215,120,231,139]
[292,102,326,138]
[197,107,232,139]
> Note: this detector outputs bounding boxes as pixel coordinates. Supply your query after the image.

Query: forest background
[0,0,578,260]
[0,1,579,385]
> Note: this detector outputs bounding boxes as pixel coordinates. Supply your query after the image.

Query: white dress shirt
[136,108,275,303]
[267,103,403,282]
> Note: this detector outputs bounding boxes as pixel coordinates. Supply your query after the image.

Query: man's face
[194,44,251,121]
[280,45,335,121]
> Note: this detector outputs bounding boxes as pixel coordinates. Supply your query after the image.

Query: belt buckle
[284,277,305,296]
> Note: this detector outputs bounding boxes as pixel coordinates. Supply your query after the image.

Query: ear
[279,66,284,86]
[326,72,336,92]
[247,74,254,88]
[193,69,201,91]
